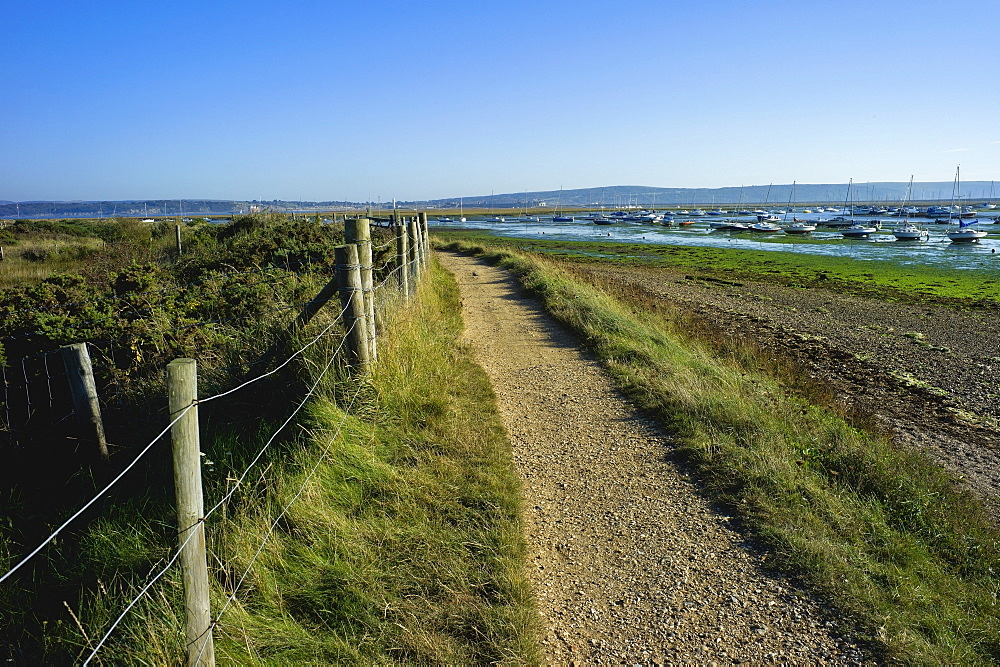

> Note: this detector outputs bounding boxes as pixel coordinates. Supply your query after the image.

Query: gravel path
[438,251,866,664]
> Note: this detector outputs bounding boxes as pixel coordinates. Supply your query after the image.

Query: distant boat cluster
[443,205,997,244]
[437,169,1000,243]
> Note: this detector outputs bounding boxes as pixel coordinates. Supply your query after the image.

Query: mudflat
[568,260,1000,517]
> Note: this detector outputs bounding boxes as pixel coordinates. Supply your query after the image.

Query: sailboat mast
[903,175,913,222]
[845,179,854,222]
[784,181,795,223]
[948,166,959,225]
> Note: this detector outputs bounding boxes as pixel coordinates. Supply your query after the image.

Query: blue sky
[3,0,999,202]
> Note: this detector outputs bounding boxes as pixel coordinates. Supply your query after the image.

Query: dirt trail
[438,251,866,663]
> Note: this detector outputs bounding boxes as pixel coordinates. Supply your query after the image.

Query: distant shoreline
[3,180,998,218]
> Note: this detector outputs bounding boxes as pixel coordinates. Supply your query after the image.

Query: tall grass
[19,258,537,664]
[0,237,104,288]
[204,262,537,664]
[438,239,1000,663]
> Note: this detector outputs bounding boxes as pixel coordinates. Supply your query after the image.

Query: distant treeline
[0,200,247,219]
[4,181,998,219]
[0,200,361,219]
[437,182,1000,209]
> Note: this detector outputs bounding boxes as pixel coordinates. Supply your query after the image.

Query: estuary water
[431,215,1000,273]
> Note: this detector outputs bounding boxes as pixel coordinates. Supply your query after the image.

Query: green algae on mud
[432,229,1000,309]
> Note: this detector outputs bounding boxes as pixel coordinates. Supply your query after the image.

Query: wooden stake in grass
[408,218,421,287]
[167,358,215,667]
[395,221,409,298]
[419,212,429,267]
[345,218,377,361]
[335,244,371,368]
[61,343,108,460]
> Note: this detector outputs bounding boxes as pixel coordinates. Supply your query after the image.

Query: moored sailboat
[892,176,929,240]
[781,181,816,234]
[947,219,988,242]
[783,220,816,234]
[551,186,574,221]
[892,223,929,240]
[839,179,880,238]
[946,167,988,242]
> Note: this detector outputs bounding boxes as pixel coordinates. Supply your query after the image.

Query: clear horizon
[3,177,999,206]
[4,1,999,202]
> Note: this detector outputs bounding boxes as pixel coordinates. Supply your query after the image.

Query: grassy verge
[437,238,1000,663]
[207,261,537,663]
[44,258,537,664]
[435,229,1000,308]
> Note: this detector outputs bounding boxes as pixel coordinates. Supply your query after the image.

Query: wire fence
[0,215,432,664]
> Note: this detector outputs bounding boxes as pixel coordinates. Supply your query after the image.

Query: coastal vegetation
[436,234,1000,663]
[4,215,999,662]
[0,217,536,662]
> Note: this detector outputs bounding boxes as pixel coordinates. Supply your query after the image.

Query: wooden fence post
[394,222,409,298]
[334,244,371,368]
[407,218,421,288]
[167,358,215,667]
[417,215,427,268]
[407,216,423,274]
[344,218,377,361]
[60,343,108,460]
[418,212,429,266]
[175,224,183,255]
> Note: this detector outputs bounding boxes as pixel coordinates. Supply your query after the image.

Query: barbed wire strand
[197,308,348,408]
[373,257,397,274]
[195,378,366,666]
[372,259,411,292]
[81,524,202,666]
[0,403,194,586]
[4,252,420,659]
[83,318,357,665]
[371,237,397,252]
[0,353,71,432]
[0,348,60,368]
[43,354,54,409]
[2,306,308,425]
[20,359,32,424]
[200,319,356,523]
[0,298,350,585]
[2,365,10,428]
